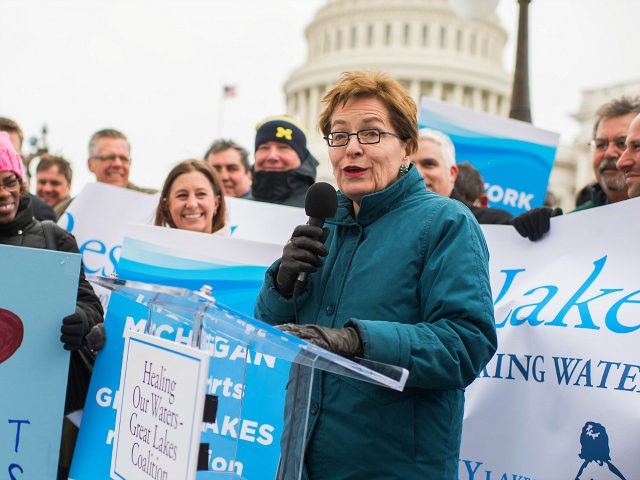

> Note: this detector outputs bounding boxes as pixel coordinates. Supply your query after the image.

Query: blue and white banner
[0,244,80,479]
[116,226,291,477]
[419,97,559,215]
[58,182,159,278]
[116,224,283,317]
[59,183,305,273]
[460,197,640,479]
[58,183,305,309]
[70,289,290,479]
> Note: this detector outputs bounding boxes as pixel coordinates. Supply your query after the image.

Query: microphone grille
[304,182,338,219]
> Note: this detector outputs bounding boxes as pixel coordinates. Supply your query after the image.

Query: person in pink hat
[0,117,57,221]
[0,131,105,479]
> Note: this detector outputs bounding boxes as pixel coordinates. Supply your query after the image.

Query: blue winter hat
[254,115,308,162]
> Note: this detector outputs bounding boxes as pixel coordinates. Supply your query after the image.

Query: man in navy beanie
[252,115,317,207]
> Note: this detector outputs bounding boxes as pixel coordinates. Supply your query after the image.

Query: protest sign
[419,97,559,215]
[459,197,640,479]
[116,223,282,316]
[111,331,209,480]
[58,182,158,278]
[0,244,80,479]
[58,183,306,310]
[59,182,305,272]
[72,267,289,478]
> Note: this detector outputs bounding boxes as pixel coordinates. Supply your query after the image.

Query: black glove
[85,323,106,351]
[60,308,89,351]
[512,207,563,241]
[277,324,362,358]
[276,224,329,296]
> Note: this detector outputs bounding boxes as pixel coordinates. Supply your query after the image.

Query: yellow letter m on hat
[276,126,293,141]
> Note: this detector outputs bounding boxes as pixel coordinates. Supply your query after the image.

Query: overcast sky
[0,0,638,194]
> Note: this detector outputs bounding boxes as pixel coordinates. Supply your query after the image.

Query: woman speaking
[255,71,497,479]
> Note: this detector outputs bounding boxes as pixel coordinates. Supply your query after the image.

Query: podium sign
[111,331,209,480]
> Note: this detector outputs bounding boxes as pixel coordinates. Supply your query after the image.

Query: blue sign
[71,291,289,479]
[419,97,559,216]
[0,244,80,479]
[116,237,265,317]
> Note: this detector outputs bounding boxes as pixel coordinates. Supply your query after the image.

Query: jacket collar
[330,165,425,226]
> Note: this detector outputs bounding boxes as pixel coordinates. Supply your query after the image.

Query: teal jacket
[255,167,497,479]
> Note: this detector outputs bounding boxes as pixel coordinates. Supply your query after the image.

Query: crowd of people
[5,94,640,237]
[2,73,639,478]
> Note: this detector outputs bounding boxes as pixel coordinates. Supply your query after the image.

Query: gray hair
[592,96,640,139]
[88,128,129,157]
[418,128,456,168]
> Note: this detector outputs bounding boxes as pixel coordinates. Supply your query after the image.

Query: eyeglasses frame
[324,128,405,147]
[589,136,627,153]
[0,174,21,192]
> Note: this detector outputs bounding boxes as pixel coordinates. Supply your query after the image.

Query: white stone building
[284,0,512,183]
[283,0,639,212]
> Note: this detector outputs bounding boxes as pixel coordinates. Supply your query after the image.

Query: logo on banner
[575,421,626,480]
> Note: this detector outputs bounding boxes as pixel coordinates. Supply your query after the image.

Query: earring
[399,164,409,176]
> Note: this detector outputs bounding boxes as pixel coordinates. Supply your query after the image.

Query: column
[473,87,483,112]
[308,84,320,129]
[432,81,443,101]
[409,79,420,105]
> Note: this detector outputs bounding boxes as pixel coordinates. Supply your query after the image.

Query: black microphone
[295,182,338,288]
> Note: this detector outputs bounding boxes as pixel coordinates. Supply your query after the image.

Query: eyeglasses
[0,175,20,192]
[589,136,627,152]
[91,154,131,163]
[324,129,404,147]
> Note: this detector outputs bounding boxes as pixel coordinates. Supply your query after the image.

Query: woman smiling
[154,159,228,235]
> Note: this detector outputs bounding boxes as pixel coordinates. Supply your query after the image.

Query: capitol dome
[284,0,512,182]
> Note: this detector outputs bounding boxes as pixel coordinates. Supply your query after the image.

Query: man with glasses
[87,128,156,193]
[512,96,640,241]
[576,96,640,210]
[251,115,317,207]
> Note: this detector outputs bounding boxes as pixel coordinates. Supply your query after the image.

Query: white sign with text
[111,331,209,480]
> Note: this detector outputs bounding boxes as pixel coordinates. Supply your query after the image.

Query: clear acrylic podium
[91,276,409,480]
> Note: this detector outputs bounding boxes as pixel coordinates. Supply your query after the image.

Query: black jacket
[28,192,57,221]
[574,183,609,211]
[0,196,104,412]
[451,188,514,225]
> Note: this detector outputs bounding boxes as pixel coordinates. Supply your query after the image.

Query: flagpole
[217,84,236,137]
[217,89,226,138]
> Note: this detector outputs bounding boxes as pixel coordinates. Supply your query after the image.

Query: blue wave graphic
[116,259,267,316]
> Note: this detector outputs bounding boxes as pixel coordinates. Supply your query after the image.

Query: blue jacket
[255,166,497,479]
